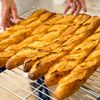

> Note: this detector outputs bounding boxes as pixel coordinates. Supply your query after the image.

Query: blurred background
[0,0,100,26]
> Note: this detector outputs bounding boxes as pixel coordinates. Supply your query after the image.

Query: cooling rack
[0,66,100,100]
[0,7,100,100]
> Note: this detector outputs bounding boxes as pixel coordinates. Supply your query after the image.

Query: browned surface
[0,9,100,100]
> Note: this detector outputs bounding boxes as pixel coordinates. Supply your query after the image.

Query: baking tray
[0,7,100,100]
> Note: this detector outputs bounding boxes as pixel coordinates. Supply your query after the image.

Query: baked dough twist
[45,26,100,86]
[54,41,100,100]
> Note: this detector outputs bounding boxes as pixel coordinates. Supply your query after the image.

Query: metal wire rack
[0,7,100,100]
[0,66,100,100]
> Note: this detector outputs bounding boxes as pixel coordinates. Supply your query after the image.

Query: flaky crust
[23,51,50,72]
[26,14,90,79]
[20,9,47,25]
[6,48,38,69]
[0,10,100,100]
[28,52,64,80]
[0,12,53,52]
[0,51,15,68]
[45,18,100,86]
[4,13,76,69]
[0,28,31,52]
[0,9,47,41]
[54,46,100,100]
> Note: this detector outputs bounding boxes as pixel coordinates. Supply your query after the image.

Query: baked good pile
[0,9,100,100]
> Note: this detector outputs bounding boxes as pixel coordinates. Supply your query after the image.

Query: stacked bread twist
[0,9,100,100]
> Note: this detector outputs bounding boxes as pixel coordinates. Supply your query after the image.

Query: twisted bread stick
[45,31,100,86]
[0,14,73,68]
[28,52,64,80]
[0,12,53,50]
[0,9,47,41]
[45,19,100,86]
[20,9,47,25]
[54,43,100,100]
[0,51,15,68]
[5,14,75,69]
[23,14,89,72]
[6,48,38,69]
[0,28,31,52]
[32,14,63,35]
[4,15,63,51]
[23,14,90,75]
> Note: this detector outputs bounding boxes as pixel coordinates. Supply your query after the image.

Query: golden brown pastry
[0,51,15,68]
[23,45,65,72]
[95,26,100,33]
[0,28,31,51]
[24,15,84,71]
[19,9,47,25]
[62,17,100,52]
[23,51,49,72]
[0,11,53,44]
[47,14,76,32]
[38,31,62,42]
[38,14,90,52]
[4,15,63,52]
[56,14,90,41]
[73,14,90,24]
[45,22,100,86]
[28,41,49,48]
[6,48,38,69]
[35,16,77,42]
[6,47,50,69]
[0,25,25,42]
[23,14,91,73]
[39,15,90,42]
[27,9,47,18]
[54,43,100,100]
[28,52,65,80]
[45,28,100,86]
[0,9,47,41]
[0,10,99,100]
[26,12,54,29]
[2,35,47,64]
[4,35,42,51]
[32,14,63,35]
[0,12,54,52]
[1,14,89,53]
[23,14,78,72]
[23,58,38,72]
[3,20,74,68]
[2,12,54,45]
[8,14,62,52]
[0,35,43,68]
